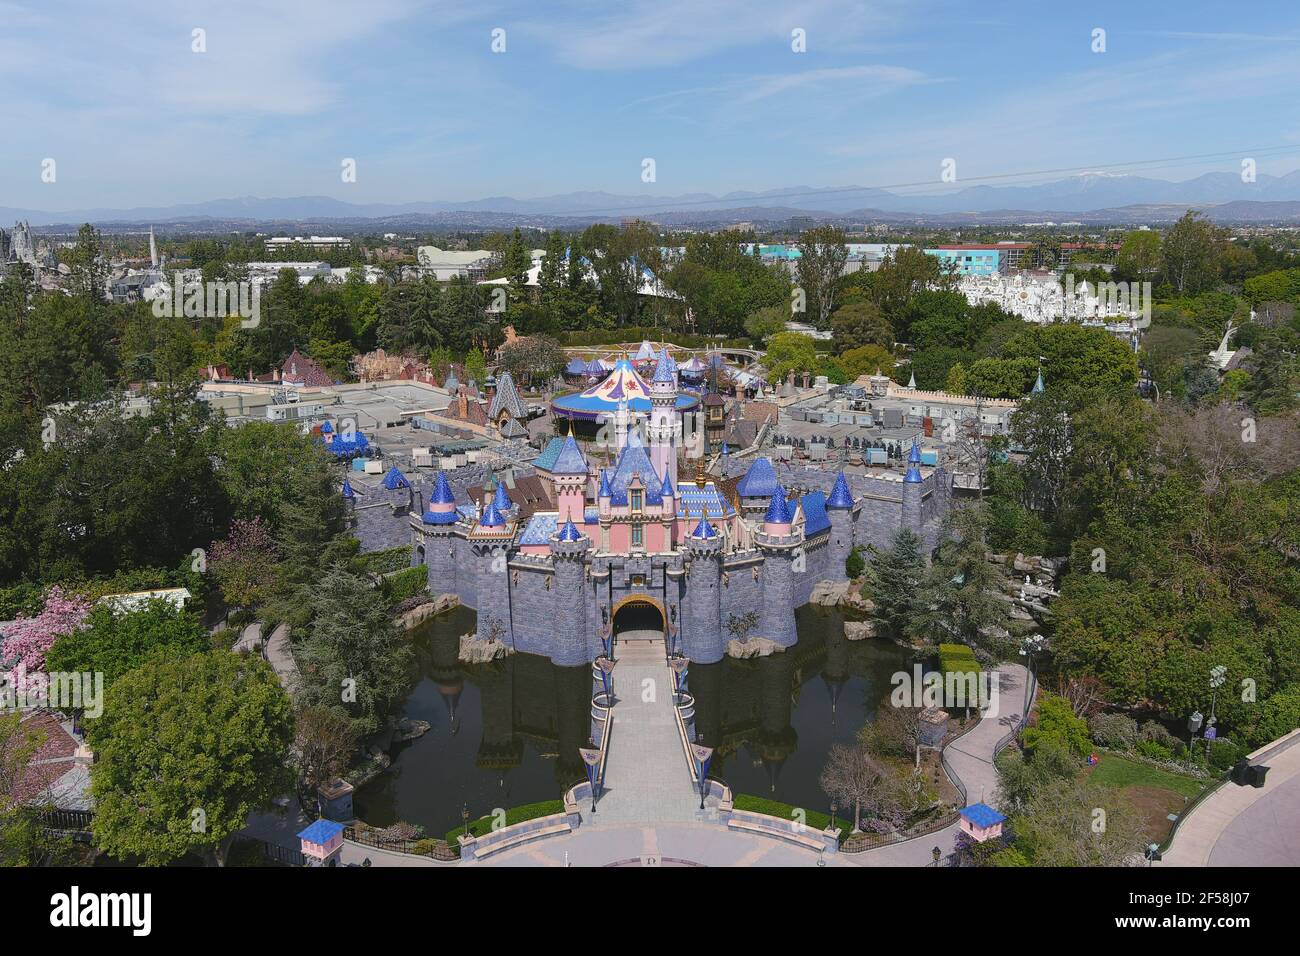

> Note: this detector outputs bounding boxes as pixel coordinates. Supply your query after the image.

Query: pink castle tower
[551,424,590,524]
[647,347,678,483]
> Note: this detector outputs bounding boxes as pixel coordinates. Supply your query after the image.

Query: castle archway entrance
[612,597,665,646]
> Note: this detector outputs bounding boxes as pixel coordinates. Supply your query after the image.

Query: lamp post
[1187,710,1203,770]
[1207,665,1226,762]
[579,747,602,814]
[692,744,714,811]
[1018,634,1045,717]
[461,802,470,839]
[830,801,837,834]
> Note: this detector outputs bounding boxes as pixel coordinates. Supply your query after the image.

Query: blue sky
[3,0,1300,210]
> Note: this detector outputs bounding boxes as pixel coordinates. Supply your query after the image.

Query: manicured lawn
[1087,753,1205,799]
[1086,754,1210,843]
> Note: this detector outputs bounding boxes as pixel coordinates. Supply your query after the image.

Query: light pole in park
[1205,664,1227,761]
[1018,633,1045,717]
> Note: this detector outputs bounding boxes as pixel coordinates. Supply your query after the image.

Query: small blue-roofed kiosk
[298,818,346,866]
[958,802,1006,842]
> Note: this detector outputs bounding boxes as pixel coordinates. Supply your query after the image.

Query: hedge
[357,547,412,575]
[444,799,566,850]
[938,643,981,674]
[381,566,428,605]
[732,794,847,843]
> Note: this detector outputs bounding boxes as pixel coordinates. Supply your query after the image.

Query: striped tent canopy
[551,357,698,421]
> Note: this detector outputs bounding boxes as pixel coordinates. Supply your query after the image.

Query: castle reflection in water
[354,605,909,834]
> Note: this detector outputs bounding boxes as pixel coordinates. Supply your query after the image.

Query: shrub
[733,794,845,842]
[845,547,865,579]
[1089,713,1140,750]
[1136,739,1174,761]
[381,566,427,605]
[1250,683,1300,748]
[1207,738,1246,773]
[356,547,413,576]
[1022,694,1090,757]
[1139,720,1184,755]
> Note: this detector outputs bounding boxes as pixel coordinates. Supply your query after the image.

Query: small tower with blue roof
[548,517,591,666]
[902,439,924,533]
[753,486,801,651]
[682,512,725,665]
[468,492,516,646]
[421,471,463,599]
[825,471,857,577]
[551,431,589,524]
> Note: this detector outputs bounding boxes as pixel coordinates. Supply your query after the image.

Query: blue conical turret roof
[551,435,589,475]
[479,500,506,528]
[598,468,612,498]
[652,347,675,384]
[1031,369,1045,393]
[341,478,354,499]
[826,472,853,509]
[764,490,792,524]
[556,518,582,542]
[492,479,512,511]
[908,439,922,464]
[660,472,675,498]
[430,472,455,504]
[692,515,717,539]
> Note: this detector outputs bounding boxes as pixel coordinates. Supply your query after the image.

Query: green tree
[1161,211,1225,295]
[1021,693,1091,757]
[87,650,294,866]
[831,300,892,352]
[45,599,209,690]
[1115,230,1162,282]
[906,506,1009,653]
[796,226,848,329]
[295,564,415,736]
[763,332,820,382]
[743,305,787,346]
[864,529,924,640]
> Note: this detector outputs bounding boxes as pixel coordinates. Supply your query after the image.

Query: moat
[354,604,911,836]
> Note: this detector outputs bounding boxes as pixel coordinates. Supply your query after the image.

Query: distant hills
[8,170,1300,231]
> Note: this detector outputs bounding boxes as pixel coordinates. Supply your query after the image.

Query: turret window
[631,489,642,512]
[631,525,643,548]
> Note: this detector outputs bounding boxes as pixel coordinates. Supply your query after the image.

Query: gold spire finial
[695,454,707,489]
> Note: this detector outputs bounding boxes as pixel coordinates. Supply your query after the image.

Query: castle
[344,350,951,667]
[0,221,57,277]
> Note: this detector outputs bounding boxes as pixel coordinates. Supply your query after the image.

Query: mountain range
[7,171,1300,229]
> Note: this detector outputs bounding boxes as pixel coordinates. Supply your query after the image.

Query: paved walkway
[480,661,1032,867]
[1161,729,1300,867]
[472,820,852,867]
[595,639,717,823]
[242,804,445,867]
[263,622,299,694]
[855,662,1030,866]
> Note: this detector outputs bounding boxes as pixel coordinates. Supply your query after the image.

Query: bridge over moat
[592,637,720,823]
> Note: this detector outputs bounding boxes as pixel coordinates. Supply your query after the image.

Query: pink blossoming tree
[0,587,92,692]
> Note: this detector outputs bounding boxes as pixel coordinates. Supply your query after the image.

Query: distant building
[264,236,352,253]
[416,246,497,281]
[1,221,58,276]
[281,348,336,388]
